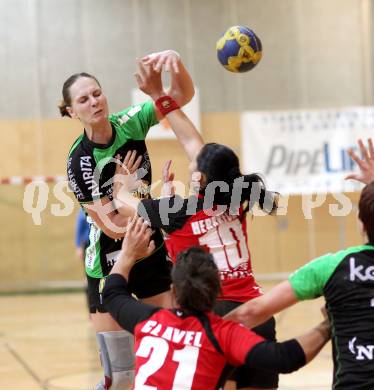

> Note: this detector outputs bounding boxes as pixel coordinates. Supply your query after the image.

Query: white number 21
[134,336,199,390]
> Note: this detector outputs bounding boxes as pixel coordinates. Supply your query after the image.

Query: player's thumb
[344,173,357,181]
[147,240,155,255]
[133,73,143,86]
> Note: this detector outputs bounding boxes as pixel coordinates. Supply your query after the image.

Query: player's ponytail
[172,248,220,313]
[58,100,70,117]
[240,174,279,215]
[196,143,278,214]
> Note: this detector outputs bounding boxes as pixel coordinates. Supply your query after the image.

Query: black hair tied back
[235,173,278,215]
[228,166,241,182]
[196,143,279,215]
[172,248,221,313]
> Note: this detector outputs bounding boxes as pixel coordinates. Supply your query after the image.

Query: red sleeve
[216,320,265,366]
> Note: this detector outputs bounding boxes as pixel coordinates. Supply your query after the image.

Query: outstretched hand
[134,60,165,101]
[113,150,142,202]
[111,215,155,279]
[161,160,176,197]
[141,49,180,73]
[346,138,374,185]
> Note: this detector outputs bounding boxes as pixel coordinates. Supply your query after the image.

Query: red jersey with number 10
[164,206,261,302]
[133,309,264,390]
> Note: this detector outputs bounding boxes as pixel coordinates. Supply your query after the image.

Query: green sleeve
[110,101,158,140]
[288,253,337,300]
[290,244,374,300]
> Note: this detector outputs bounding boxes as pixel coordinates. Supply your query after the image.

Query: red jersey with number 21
[164,207,261,302]
[133,309,264,390]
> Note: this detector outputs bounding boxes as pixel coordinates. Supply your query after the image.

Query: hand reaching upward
[346,138,374,185]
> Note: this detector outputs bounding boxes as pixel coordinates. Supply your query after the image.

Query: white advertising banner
[131,88,201,139]
[241,107,374,194]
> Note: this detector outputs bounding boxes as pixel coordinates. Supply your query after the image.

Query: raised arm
[103,216,158,333]
[135,54,204,162]
[160,104,204,162]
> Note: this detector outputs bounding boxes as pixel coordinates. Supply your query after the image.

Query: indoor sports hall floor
[1,283,332,390]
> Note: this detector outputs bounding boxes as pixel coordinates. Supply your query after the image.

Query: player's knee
[96,330,135,390]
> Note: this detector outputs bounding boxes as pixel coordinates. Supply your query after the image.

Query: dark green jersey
[289,244,374,389]
[67,101,163,278]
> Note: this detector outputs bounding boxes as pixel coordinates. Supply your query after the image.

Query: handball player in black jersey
[62,50,202,389]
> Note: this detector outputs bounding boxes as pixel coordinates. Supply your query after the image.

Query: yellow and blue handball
[216,26,262,73]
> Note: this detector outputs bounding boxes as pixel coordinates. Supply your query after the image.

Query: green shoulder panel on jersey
[92,101,158,168]
[109,100,158,141]
[289,244,374,301]
[67,134,84,159]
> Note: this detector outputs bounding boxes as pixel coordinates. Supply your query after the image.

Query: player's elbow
[275,340,306,373]
[246,339,306,374]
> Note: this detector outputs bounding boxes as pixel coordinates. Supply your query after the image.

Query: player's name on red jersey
[191,211,238,235]
[140,319,203,347]
[221,265,254,280]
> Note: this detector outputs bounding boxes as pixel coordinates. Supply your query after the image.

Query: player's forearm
[224,291,281,329]
[85,202,127,240]
[225,281,299,328]
[167,59,195,106]
[165,108,204,162]
[245,323,329,375]
[102,213,128,239]
[113,191,139,218]
[295,319,331,363]
[224,299,271,329]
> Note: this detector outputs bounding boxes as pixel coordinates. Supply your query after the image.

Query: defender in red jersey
[113,97,279,387]
[103,217,330,390]
[112,102,277,307]
[144,198,261,303]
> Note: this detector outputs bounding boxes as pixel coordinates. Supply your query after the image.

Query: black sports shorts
[87,244,172,314]
[214,299,278,389]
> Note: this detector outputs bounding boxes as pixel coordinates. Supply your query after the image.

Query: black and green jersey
[67,101,163,278]
[289,244,374,389]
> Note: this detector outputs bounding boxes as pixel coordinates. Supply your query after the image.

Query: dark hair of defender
[196,143,279,214]
[172,247,221,313]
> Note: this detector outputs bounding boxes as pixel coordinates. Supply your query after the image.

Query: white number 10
[198,219,249,271]
[134,336,199,390]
